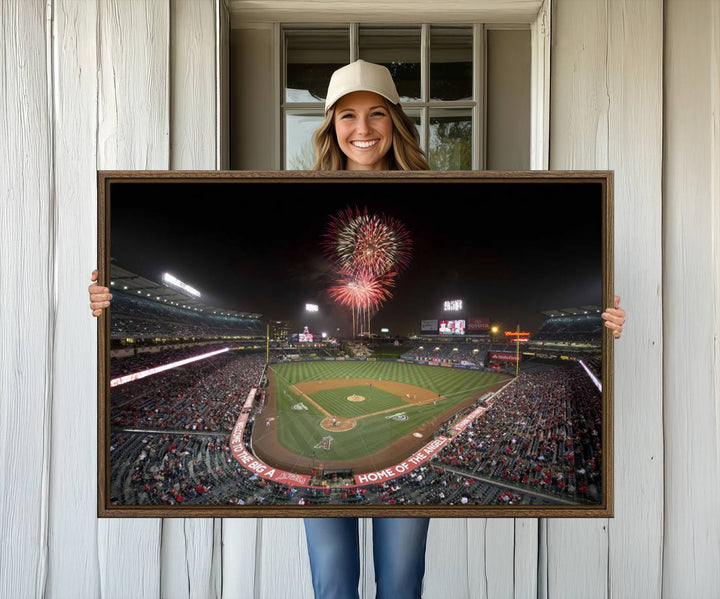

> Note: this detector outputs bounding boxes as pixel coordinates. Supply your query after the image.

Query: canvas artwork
[97,170,613,517]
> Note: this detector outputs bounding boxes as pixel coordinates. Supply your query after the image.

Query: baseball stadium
[105,179,605,509]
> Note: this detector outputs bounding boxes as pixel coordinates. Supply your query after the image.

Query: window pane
[429,109,472,170]
[486,29,530,169]
[285,112,324,169]
[285,30,350,103]
[402,110,424,148]
[430,27,473,101]
[359,27,421,102]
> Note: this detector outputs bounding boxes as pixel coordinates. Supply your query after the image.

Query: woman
[88,60,627,599]
[311,59,429,172]
[301,59,433,599]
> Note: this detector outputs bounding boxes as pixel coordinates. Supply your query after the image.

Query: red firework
[327,271,396,311]
[324,206,412,277]
[324,206,411,337]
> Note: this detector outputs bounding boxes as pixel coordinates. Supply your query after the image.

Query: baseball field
[252,360,510,474]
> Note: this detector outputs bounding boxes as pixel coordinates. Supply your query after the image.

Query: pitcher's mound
[320,416,356,432]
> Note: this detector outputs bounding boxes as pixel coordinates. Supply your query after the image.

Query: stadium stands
[433,363,602,503]
[111,290,265,341]
[106,267,604,507]
[529,313,603,348]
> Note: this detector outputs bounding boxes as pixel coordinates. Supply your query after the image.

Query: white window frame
[232,1,550,170]
[282,23,485,170]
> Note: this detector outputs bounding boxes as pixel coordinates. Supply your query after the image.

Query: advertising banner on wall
[421,319,438,332]
[467,317,490,332]
[489,351,521,363]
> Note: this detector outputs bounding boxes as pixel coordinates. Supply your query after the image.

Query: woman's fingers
[89,285,112,301]
[606,322,622,339]
[89,270,112,316]
[602,296,626,339]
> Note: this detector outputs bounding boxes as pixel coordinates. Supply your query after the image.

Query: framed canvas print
[97,170,614,518]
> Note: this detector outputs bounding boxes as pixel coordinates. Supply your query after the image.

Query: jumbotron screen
[438,319,465,336]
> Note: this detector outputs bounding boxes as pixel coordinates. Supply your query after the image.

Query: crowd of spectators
[364,464,559,507]
[345,342,372,358]
[530,314,603,346]
[110,428,558,507]
[110,351,266,432]
[271,346,345,362]
[434,362,603,503]
[111,423,373,507]
[583,354,602,380]
[109,430,315,506]
[111,342,235,378]
[400,342,517,366]
[111,291,265,340]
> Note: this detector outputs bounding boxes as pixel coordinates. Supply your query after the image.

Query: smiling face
[333,90,394,170]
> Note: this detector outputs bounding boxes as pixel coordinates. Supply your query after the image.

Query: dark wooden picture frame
[97,170,614,518]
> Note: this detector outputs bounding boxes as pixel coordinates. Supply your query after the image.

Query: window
[281,24,529,171]
[228,22,531,171]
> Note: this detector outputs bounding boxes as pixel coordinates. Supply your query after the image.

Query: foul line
[289,385,331,417]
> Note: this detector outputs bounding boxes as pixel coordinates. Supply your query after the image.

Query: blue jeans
[303,517,430,599]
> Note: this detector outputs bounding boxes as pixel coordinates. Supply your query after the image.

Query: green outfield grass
[268,360,509,461]
[370,344,408,359]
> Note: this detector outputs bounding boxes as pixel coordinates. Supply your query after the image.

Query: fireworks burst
[324,206,412,278]
[323,206,412,337]
[327,271,396,312]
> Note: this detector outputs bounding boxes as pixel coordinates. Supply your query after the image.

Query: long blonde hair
[312,100,430,171]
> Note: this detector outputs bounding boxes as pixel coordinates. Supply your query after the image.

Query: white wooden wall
[550,1,664,597]
[663,1,720,597]
[1,0,718,597]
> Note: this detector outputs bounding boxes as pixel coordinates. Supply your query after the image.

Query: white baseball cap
[324,59,400,112]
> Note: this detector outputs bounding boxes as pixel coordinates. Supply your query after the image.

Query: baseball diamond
[251,360,510,474]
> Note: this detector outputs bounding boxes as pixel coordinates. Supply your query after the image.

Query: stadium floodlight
[321,332,327,338]
[162,272,201,298]
[381,328,390,333]
[306,303,319,312]
[444,299,463,311]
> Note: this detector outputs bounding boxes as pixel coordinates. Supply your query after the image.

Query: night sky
[109,178,605,337]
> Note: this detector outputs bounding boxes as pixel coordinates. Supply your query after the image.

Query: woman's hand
[89,269,112,317]
[602,295,625,339]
